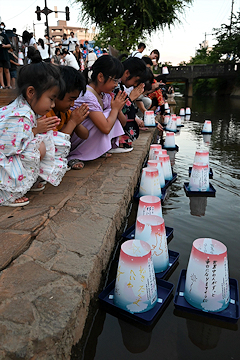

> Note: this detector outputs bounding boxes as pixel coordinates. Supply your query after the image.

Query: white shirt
[64,52,79,70]
[29,37,37,47]
[87,52,97,68]
[131,50,143,59]
[68,36,79,52]
[37,44,49,60]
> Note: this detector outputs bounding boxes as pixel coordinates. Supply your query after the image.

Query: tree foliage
[212,12,240,62]
[93,16,144,53]
[76,0,192,47]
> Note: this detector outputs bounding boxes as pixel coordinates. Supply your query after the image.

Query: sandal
[6,200,30,207]
[100,152,112,158]
[68,159,84,170]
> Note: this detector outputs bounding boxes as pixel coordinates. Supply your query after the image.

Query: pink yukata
[68,86,124,161]
[0,96,71,205]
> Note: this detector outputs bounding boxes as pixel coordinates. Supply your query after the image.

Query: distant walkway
[167,63,239,96]
[0,123,157,359]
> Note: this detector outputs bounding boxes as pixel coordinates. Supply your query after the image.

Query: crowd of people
[0,24,173,207]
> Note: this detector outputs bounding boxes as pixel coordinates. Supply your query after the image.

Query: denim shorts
[10,69,17,78]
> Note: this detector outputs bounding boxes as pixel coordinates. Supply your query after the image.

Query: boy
[109,57,148,153]
[46,65,89,169]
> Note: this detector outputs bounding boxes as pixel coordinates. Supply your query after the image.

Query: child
[8,45,20,89]
[46,65,89,169]
[67,55,127,163]
[0,61,71,206]
[110,57,148,153]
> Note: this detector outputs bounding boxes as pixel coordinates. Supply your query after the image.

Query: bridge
[166,63,240,97]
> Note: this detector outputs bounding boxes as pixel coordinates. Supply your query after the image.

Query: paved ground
[0,126,156,359]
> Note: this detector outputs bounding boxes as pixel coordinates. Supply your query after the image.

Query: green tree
[94,16,144,53]
[212,12,240,62]
[76,0,193,51]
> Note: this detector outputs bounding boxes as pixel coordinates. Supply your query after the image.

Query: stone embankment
[0,127,156,359]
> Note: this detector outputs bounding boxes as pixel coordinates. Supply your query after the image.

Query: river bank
[0,126,157,359]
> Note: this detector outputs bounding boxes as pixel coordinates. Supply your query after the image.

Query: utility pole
[35,0,70,38]
[229,0,234,36]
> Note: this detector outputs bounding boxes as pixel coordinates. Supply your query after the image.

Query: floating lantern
[147,160,165,188]
[189,163,209,191]
[157,154,173,181]
[164,102,170,110]
[164,115,170,125]
[136,215,169,273]
[184,238,230,312]
[179,108,185,116]
[139,167,162,197]
[194,150,209,166]
[144,111,156,126]
[149,144,162,160]
[202,120,212,133]
[137,195,162,218]
[165,108,171,114]
[114,239,157,313]
[153,149,167,159]
[185,115,191,121]
[164,132,176,149]
[185,107,191,115]
[165,116,177,133]
[176,116,182,127]
[162,66,169,75]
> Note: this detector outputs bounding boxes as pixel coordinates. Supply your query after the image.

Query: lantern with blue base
[135,215,169,273]
[184,238,230,312]
[114,239,157,313]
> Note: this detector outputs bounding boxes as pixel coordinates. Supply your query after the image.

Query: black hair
[55,47,60,55]
[138,42,146,49]
[150,49,160,62]
[17,62,65,101]
[58,65,86,100]
[87,55,124,84]
[122,57,147,84]
[62,49,69,55]
[22,30,30,44]
[38,38,45,49]
[142,57,153,66]
[27,46,42,63]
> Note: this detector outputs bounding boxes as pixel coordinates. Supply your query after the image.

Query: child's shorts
[10,69,17,79]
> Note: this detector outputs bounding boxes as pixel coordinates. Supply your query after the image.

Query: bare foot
[15,196,29,203]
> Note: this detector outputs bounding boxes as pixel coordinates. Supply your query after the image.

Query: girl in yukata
[67,55,127,165]
[0,60,71,206]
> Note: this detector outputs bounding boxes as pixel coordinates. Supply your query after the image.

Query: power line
[5,0,38,22]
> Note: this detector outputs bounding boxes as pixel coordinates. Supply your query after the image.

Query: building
[49,20,96,44]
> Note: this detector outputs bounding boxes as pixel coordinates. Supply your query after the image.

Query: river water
[72,95,240,360]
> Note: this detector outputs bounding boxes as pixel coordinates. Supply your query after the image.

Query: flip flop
[29,185,45,192]
[68,159,84,170]
[6,200,30,207]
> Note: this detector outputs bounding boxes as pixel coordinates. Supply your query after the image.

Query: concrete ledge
[0,128,156,359]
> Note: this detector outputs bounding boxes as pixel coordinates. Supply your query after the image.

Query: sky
[0,0,239,65]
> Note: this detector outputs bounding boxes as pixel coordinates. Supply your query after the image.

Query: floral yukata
[0,96,70,205]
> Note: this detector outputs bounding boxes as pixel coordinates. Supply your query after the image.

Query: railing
[167,63,239,80]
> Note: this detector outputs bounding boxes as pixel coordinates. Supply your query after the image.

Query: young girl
[0,61,71,206]
[67,55,127,163]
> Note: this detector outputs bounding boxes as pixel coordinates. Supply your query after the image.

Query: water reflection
[189,197,207,217]
[203,134,211,145]
[118,319,152,353]
[186,319,221,350]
